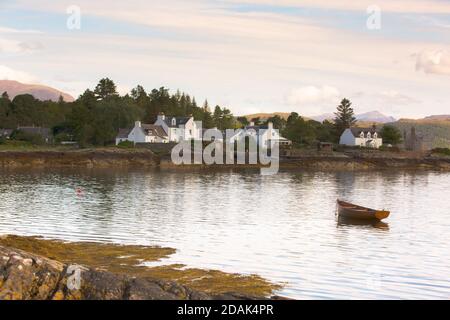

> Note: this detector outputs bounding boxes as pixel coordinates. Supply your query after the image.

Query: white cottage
[228,122,291,148]
[339,127,383,149]
[115,121,169,145]
[154,114,201,142]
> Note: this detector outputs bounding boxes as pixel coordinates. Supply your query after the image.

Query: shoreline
[1,148,450,171]
[0,235,283,300]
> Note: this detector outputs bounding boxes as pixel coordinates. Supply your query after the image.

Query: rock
[0,245,264,300]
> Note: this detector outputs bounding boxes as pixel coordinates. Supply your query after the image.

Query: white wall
[340,129,356,146]
[340,128,383,148]
[155,116,198,142]
[128,125,147,143]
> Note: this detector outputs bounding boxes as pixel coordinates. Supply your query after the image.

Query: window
[172,118,176,126]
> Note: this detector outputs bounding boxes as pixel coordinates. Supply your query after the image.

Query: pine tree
[203,99,210,112]
[334,98,356,137]
[94,78,118,100]
[2,91,10,101]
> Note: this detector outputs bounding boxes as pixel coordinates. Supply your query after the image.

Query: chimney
[135,121,141,128]
[157,112,165,121]
[249,121,255,126]
[268,122,273,130]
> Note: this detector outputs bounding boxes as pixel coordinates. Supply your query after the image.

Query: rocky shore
[0,148,449,171]
[0,235,281,300]
[0,149,158,168]
[0,244,265,300]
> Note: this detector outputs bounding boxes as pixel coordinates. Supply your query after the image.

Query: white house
[115,121,169,145]
[154,114,201,142]
[339,127,383,149]
[228,122,291,148]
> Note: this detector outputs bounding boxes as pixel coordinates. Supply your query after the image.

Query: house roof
[17,127,52,139]
[162,116,191,128]
[141,124,167,138]
[245,125,269,132]
[349,127,382,138]
[0,129,13,137]
[116,128,132,139]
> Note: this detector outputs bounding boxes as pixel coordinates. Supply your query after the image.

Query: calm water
[0,168,449,299]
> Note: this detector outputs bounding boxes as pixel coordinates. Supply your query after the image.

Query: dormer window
[172,118,176,126]
[373,132,377,139]
[360,132,364,139]
[367,132,371,139]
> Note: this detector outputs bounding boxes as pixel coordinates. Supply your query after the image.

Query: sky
[0,0,450,118]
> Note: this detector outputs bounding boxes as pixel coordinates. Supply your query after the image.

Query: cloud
[286,85,342,115]
[379,90,421,105]
[0,38,43,53]
[416,50,450,75]
[0,26,42,34]
[287,86,341,105]
[225,0,450,14]
[0,65,39,83]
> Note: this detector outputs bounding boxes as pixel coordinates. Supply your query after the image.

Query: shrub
[379,145,400,152]
[117,140,134,149]
[432,148,450,156]
[10,130,45,145]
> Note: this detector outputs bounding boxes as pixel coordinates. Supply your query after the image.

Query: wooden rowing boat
[337,200,390,221]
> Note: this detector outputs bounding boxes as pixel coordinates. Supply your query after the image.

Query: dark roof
[17,127,52,139]
[116,128,132,139]
[349,127,382,138]
[0,129,13,137]
[245,125,268,132]
[141,124,167,138]
[163,117,191,128]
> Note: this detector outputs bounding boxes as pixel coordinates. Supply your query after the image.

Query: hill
[0,80,74,102]
[422,115,450,121]
[310,111,396,123]
[243,112,297,121]
[356,111,396,123]
[392,119,450,149]
[244,110,396,125]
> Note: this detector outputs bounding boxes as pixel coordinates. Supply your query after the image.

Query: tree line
[0,79,402,146]
[0,78,240,146]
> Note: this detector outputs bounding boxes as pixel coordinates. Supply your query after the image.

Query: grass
[0,140,75,151]
[0,235,281,297]
[432,148,450,156]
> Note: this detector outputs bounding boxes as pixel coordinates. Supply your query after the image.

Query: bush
[379,145,400,152]
[117,140,134,149]
[432,148,450,156]
[10,130,45,145]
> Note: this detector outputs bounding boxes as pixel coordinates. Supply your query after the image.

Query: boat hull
[337,200,390,221]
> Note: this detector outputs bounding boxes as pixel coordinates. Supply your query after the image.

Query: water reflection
[337,216,390,230]
[0,168,449,299]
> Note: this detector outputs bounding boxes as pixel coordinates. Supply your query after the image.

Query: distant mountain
[310,111,396,124]
[310,113,334,122]
[244,110,396,124]
[356,111,396,123]
[243,112,296,121]
[0,80,74,102]
[422,115,450,121]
